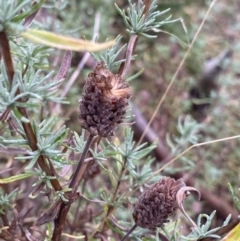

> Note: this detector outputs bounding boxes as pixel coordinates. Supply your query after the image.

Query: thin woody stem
[143,0,151,18]
[69,134,95,192]
[0,31,14,86]
[120,224,138,241]
[0,31,62,192]
[118,34,138,77]
[52,134,95,241]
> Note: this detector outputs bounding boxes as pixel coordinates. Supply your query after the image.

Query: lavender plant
[0,1,238,241]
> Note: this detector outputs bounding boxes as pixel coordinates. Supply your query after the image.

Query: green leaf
[12,106,30,123]
[25,152,40,170]
[73,131,86,153]
[126,68,144,82]
[0,173,33,184]
[21,29,115,52]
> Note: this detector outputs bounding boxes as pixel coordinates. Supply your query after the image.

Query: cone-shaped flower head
[133,177,186,230]
[79,62,131,137]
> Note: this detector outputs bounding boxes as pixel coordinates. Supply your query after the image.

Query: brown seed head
[79,62,131,137]
[133,177,186,230]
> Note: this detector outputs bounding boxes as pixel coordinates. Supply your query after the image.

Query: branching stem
[52,134,95,241]
[0,31,62,192]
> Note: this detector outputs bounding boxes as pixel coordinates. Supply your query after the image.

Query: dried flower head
[79,62,131,137]
[133,177,186,230]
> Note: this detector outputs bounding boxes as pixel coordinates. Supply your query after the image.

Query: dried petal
[176,186,201,228]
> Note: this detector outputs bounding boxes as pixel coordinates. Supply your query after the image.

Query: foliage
[0,0,239,241]
[115,0,180,38]
[0,188,19,214]
[181,211,231,240]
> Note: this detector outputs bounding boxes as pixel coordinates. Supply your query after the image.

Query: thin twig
[69,134,95,192]
[120,224,137,241]
[119,34,138,77]
[0,31,62,192]
[0,108,11,121]
[0,31,14,86]
[52,134,95,241]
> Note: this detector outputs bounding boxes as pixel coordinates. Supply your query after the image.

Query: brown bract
[133,177,186,230]
[79,62,131,137]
